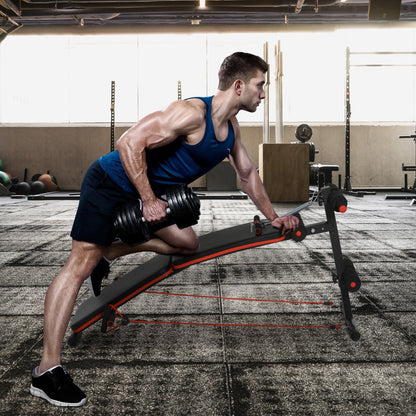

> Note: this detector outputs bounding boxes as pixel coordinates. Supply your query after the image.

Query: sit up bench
[69,184,361,346]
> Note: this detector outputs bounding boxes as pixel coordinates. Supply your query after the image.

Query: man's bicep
[229,139,256,179]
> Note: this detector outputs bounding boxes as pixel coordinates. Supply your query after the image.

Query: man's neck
[211,90,240,123]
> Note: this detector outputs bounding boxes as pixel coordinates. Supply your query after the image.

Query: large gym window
[0,27,415,124]
[0,35,69,123]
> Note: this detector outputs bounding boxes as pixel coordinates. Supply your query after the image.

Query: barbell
[113,186,201,246]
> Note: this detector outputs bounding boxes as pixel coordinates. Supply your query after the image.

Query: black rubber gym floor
[0,192,415,415]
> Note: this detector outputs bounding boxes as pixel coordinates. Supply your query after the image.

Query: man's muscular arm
[228,119,299,234]
[117,100,203,223]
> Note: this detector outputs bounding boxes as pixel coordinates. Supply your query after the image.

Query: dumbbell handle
[139,206,172,222]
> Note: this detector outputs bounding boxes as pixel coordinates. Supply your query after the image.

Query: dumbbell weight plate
[295,124,313,143]
[165,186,200,229]
[176,187,194,226]
[186,187,201,213]
[114,200,150,245]
[113,186,201,245]
[114,203,132,244]
[132,200,150,240]
[166,188,188,227]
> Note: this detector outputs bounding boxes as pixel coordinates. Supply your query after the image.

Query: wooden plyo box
[259,143,309,203]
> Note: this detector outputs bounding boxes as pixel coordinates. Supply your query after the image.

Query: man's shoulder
[182,97,207,112]
[160,99,206,136]
[165,99,206,123]
[167,98,205,112]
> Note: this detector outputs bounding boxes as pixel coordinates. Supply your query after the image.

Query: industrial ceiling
[1,1,416,41]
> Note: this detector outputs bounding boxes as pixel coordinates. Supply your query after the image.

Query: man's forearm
[117,137,156,202]
[241,170,278,221]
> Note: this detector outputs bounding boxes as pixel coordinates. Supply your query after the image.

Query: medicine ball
[9,177,19,192]
[15,181,31,195]
[39,173,58,192]
[31,180,47,195]
[0,171,11,187]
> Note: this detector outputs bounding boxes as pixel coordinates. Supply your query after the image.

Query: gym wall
[0,124,413,190]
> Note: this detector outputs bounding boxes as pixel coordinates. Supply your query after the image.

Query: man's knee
[182,234,200,253]
[172,232,199,254]
[67,240,104,283]
[156,226,199,254]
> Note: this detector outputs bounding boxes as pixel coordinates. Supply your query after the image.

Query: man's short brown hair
[218,52,268,91]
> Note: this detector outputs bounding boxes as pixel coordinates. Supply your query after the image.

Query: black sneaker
[30,366,87,407]
[86,257,110,297]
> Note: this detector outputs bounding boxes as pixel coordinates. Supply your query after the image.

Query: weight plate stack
[113,199,150,246]
[165,186,201,229]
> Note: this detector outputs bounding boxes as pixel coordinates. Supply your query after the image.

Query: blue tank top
[99,96,235,195]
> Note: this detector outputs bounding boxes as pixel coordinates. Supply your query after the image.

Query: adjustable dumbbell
[113,186,201,246]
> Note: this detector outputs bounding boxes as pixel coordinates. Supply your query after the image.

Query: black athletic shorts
[70,160,178,246]
[70,160,138,246]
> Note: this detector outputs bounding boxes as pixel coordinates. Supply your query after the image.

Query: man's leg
[103,224,199,260]
[31,240,104,407]
[154,224,200,254]
[39,240,105,373]
[88,225,199,297]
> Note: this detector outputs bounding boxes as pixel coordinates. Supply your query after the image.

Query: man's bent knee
[155,226,199,254]
[180,235,200,254]
[168,232,199,254]
[66,240,105,283]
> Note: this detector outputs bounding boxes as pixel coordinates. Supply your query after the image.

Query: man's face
[240,70,266,113]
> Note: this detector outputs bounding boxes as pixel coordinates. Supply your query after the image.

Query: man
[30,52,299,407]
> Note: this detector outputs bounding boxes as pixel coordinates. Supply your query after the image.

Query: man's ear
[234,79,244,96]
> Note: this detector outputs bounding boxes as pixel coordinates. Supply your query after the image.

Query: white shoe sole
[30,385,87,407]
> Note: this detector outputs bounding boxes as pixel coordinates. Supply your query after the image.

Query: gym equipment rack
[344,48,416,197]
